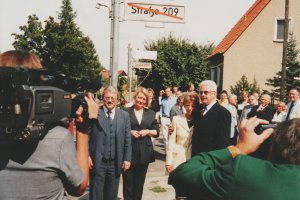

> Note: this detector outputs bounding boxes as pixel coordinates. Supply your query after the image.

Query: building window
[274,17,292,42]
[210,65,222,87]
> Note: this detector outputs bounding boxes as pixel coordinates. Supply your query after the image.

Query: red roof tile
[118,70,127,76]
[209,0,271,58]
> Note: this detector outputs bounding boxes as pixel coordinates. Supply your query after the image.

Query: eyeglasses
[199,90,212,95]
[104,96,115,101]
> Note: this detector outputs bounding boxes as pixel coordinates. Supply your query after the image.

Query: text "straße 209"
[131,6,179,17]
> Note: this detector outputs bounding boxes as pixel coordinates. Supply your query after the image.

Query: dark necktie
[286,101,295,121]
[200,105,207,116]
[107,110,112,121]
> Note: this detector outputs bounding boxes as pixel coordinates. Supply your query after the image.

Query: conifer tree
[230,75,261,102]
[266,33,300,99]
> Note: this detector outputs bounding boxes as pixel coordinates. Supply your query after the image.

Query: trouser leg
[123,165,134,200]
[103,161,120,200]
[161,117,170,150]
[132,164,149,200]
[90,163,106,200]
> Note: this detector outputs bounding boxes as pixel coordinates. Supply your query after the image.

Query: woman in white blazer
[166,92,198,173]
[272,101,287,123]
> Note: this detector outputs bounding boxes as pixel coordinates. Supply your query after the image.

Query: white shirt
[224,104,238,138]
[203,99,217,115]
[272,112,287,123]
[134,108,144,125]
[103,107,116,120]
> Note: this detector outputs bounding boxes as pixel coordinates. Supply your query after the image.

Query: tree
[12,14,44,58]
[266,33,300,100]
[138,34,213,93]
[12,0,103,91]
[230,74,261,102]
[118,75,128,108]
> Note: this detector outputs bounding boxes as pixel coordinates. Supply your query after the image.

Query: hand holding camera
[235,117,274,155]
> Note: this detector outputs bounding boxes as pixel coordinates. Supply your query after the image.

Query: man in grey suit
[88,86,131,200]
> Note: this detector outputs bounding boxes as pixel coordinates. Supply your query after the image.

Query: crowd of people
[0,50,299,200]
[89,79,300,200]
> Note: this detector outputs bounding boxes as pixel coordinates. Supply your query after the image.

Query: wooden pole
[280,0,289,101]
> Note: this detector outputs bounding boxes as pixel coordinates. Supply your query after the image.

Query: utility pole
[111,0,120,88]
[95,1,119,88]
[127,43,132,101]
[280,0,289,101]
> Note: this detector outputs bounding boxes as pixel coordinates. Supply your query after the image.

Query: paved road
[69,135,175,200]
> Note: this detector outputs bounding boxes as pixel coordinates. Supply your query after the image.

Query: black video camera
[0,67,101,140]
[261,123,278,130]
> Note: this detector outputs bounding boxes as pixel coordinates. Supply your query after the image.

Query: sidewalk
[69,136,175,200]
[118,136,175,200]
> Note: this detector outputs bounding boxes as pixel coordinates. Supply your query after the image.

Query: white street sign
[125,2,185,23]
[134,62,152,69]
[134,50,157,60]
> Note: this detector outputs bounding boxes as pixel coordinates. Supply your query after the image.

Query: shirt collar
[103,107,116,118]
[206,99,217,111]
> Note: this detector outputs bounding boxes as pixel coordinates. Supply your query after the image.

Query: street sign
[125,1,185,23]
[133,50,157,60]
[134,62,152,69]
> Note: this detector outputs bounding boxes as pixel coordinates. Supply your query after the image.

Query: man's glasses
[104,96,115,101]
[199,90,211,95]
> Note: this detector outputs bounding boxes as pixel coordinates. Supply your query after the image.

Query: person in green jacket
[169,117,300,200]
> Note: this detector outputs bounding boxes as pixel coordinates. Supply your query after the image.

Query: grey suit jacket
[170,105,184,121]
[89,107,131,176]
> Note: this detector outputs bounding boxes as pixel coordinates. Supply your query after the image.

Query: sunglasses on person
[199,90,212,95]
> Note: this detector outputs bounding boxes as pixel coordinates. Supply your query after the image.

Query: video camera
[0,67,101,140]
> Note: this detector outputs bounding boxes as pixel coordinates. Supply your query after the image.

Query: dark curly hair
[270,118,300,165]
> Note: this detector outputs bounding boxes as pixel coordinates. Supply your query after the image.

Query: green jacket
[169,149,300,200]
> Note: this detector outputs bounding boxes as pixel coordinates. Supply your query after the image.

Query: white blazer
[166,114,193,171]
[286,99,300,120]
[271,112,287,123]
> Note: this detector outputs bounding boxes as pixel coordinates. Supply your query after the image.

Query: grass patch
[149,186,167,193]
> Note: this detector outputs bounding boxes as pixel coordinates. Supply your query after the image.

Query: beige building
[209,0,300,92]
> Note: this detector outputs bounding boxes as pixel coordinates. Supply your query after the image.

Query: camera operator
[0,50,89,199]
[169,117,300,200]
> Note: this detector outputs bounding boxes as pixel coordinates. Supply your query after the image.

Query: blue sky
[0,0,255,71]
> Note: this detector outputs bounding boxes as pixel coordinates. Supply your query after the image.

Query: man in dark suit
[192,80,231,156]
[169,118,300,200]
[88,86,131,200]
[247,94,275,159]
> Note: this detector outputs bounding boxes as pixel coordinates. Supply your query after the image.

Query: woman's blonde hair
[276,101,286,111]
[133,87,150,107]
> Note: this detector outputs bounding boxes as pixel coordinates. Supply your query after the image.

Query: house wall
[222,0,300,92]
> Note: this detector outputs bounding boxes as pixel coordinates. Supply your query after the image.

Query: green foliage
[230,74,261,101]
[12,14,44,58]
[139,34,213,93]
[266,33,300,99]
[12,0,103,91]
[117,75,128,108]
[149,186,167,193]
